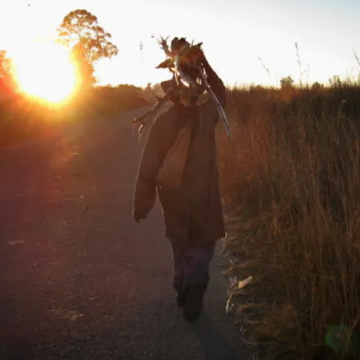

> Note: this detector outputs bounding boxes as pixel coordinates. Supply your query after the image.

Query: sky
[0,0,359,88]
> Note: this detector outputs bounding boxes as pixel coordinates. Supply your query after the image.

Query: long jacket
[133,63,226,246]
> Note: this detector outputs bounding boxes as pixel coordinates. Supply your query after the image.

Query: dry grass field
[218,82,360,359]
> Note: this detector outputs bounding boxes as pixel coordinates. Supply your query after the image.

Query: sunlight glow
[12,41,77,103]
[1,1,359,88]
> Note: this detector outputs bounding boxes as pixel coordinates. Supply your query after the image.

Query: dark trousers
[170,241,216,292]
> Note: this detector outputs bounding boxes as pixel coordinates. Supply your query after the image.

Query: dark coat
[133,64,226,247]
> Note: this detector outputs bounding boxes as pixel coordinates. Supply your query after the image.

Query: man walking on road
[133,37,226,322]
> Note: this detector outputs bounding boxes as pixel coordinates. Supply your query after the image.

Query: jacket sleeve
[133,118,164,220]
[202,59,226,108]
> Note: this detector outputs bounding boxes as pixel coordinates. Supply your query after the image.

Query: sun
[12,41,77,104]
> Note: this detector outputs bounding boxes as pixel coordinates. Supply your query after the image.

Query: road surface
[0,108,250,360]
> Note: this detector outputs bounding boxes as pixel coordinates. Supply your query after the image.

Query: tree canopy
[280,76,294,89]
[57,9,118,64]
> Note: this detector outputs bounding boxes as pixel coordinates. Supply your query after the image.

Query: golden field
[218,82,360,360]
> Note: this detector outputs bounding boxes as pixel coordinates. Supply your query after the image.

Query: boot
[176,290,186,307]
[183,283,206,322]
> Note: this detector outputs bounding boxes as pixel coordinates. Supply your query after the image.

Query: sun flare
[12,41,77,103]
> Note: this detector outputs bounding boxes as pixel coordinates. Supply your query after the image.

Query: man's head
[158,36,207,107]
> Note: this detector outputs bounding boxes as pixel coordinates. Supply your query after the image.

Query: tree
[57,9,118,87]
[311,82,323,91]
[70,43,96,88]
[280,76,294,89]
[0,51,18,96]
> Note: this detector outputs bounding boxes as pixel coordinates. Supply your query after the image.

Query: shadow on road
[189,312,243,360]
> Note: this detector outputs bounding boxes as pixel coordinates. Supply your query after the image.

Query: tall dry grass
[218,83,360,359]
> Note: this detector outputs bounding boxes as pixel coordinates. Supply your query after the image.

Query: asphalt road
[0,108,250,360]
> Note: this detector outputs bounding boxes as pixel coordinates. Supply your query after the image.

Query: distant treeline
[0,83,164,148]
